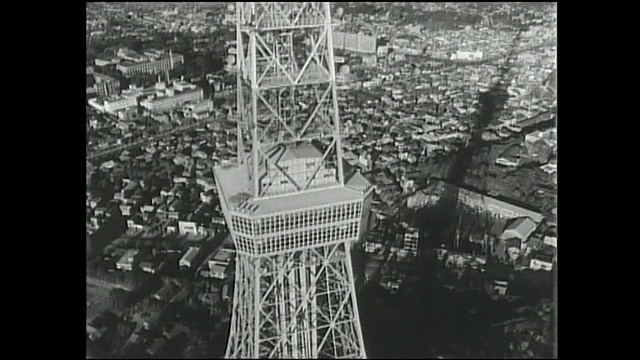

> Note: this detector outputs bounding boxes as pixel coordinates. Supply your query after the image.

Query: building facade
[403,226,419,257]
[104,95,138,114]
[117,54,185,77]
[93,73,121,97]
[88,94,138,114]
[140,87,204,113]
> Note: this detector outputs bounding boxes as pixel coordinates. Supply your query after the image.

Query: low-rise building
[209,264,228,280]
[364,237,384,254]
[543,236,557,248]
[501,217,538,243]
[211,248,234,267]
[540,159,557,174]
[179,246,200,268]
[183,99,214,118]
[116,249,138,272]
[530,254,554,271]
[207,248,234,279]
[140,82,204,114]
[86,325,108,341]
[94,56,121,67]
[140,259,161,274]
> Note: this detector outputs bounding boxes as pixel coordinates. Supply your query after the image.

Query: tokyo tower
[213,2,373,358]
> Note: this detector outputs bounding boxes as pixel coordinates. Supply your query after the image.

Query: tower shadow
[432,30,523,250]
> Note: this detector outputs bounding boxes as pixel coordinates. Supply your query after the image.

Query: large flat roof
[425,180,544,223]
[214,161,371,217]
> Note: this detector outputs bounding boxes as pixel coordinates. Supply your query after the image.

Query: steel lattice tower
[213,2,373,358]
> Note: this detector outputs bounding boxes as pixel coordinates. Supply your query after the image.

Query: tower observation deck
[213,2,373,358]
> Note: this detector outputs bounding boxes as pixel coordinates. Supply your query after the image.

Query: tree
[130,75,144,88]
[153,33,168,49]
[109,322,134,357]
[122,37,142,53]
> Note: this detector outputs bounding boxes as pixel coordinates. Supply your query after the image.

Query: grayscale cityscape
[86,2,557,358]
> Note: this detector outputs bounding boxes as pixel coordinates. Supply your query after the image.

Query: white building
[140,82,204,114]
[530,258,553,271]
[183,99,214,118]
[361,54,377,66]
[403,226,419,257]
[178,221,198,236]
[116,249,138,272]
[179,247,200,268]
[364,240,383,254]
[501,217,538,243]
[332,31,376,54]
[540,160,557,174]
[544,236,557,248]
[207,248,234,279]
[496,157,519,167]
[377,45,389,58]
[362,79,381,89]
[358,153,372,171]
[209,264,228,279]
[95,56,121,66]
[525,128,557,148]
[451,51,483,61]
[88,95,138,114]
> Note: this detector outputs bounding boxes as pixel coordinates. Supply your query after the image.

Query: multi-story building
[183,99,214,118]
[117,48,147,63]
[88,94,138,114]
[117,53,184,77]
[403,226,419,257]
[140,81,204,113]
[103,95,137,114]
[93,73,121,96]
[333,31,377,54]
[95,80,120,97]
[94,56,121,67]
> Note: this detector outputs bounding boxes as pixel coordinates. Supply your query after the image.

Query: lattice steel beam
[222,3,369,359]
